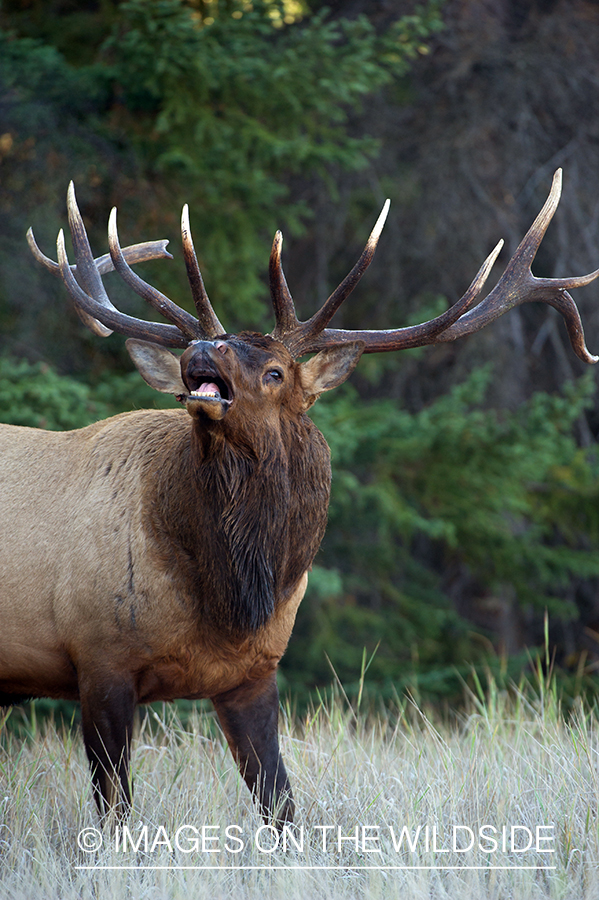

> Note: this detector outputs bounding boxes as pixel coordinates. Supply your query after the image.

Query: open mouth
[185,371,233,410]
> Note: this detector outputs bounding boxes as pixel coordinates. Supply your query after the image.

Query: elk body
[0,170,597,826]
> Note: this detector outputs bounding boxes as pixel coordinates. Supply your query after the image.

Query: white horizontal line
[74,865,557,871]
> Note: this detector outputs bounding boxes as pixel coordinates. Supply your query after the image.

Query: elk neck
[144,408,332,636]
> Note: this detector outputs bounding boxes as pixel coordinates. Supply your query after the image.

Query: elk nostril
[214,341,228,355]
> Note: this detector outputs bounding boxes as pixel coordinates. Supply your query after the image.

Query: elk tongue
[198,382,220,396]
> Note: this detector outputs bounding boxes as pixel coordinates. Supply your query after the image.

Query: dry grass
[1,681,598,899]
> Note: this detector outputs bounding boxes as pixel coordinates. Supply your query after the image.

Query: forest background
[1,0,599,713]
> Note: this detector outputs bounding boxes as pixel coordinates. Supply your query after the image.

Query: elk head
[125,333,364,454]
[28,170,598,426]
[28,184,368,454]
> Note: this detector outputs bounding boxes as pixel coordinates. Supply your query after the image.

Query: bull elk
[0,170,597,828]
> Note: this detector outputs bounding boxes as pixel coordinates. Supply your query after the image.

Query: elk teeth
[190,390,219,398]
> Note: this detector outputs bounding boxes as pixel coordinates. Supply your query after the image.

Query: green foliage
[0,356,110,430]
[101,0,442,323]
[0,25,133,370]
[282,368,599,703]
[0,0,441,365]
[109,0,435,165]
[0,32,109,116]
[0,355,177,430]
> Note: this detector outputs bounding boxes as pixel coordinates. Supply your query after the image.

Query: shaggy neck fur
[148,412,331,635]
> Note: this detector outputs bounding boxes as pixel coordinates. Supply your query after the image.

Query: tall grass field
[1,676,598,899]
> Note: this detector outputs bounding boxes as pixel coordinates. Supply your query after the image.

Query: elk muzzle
[181,340,234,420]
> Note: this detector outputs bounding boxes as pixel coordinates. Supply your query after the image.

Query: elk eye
[266,369,283,383]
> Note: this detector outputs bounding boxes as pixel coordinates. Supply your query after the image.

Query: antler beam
[28,214,173,339]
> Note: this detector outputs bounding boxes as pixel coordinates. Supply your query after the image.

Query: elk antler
[181,204,224,338]
[270,200,394,351]
[31,172,598,363]
[32,182,224,348]
[27,216,173,339]
[270,169,598,363]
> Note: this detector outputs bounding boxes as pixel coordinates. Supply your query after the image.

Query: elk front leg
[79,674,136,822]
[212,671,294,828]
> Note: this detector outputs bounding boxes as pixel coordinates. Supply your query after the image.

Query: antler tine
[66,181,122,337]
[56,229,188,348]
[429,168,599,363]
[269,230,301,339]
[282,200,391,354]
[180,204,224,337]
[94,241,173,275]
[510,167,563,271]
[27,227,172,278]
[108,207,203,341]
[309,199,390,332]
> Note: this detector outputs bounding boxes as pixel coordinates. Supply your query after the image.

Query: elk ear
[126,339,187,396]
[299,341,365,409]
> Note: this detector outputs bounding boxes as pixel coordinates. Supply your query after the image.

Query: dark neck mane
[149,414,331,635]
